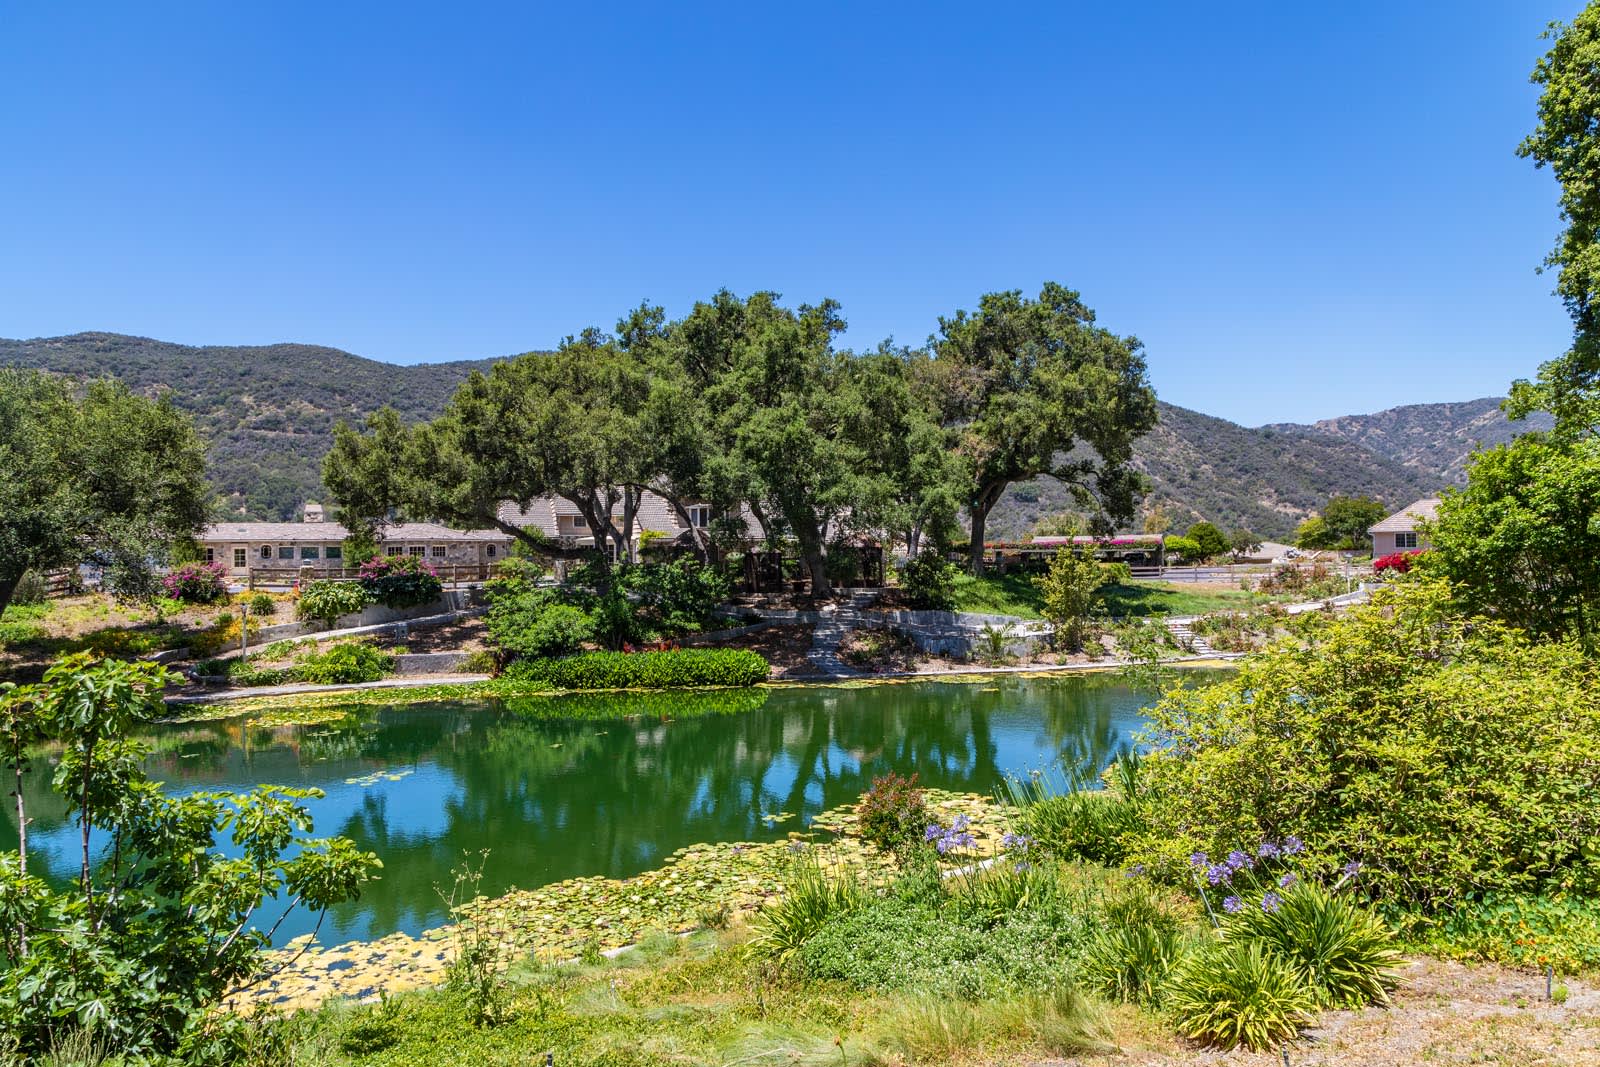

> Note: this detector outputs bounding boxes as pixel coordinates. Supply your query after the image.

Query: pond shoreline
[162,653,1239,717]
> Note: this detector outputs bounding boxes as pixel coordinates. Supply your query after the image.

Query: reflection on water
[2,675,1167,945]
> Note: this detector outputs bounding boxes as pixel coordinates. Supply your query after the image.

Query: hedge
[502,649,770,690]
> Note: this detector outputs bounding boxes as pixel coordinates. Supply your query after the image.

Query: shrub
[839,626,920,670]
[1224,881,1400,1009]
[1373,550,1423,574]
[501,649,770,690]
[0,656,379,1057]
[1134,580,1600,912]
[219,658,295,687]
[247,593,277,617]
[10,571,48,606]
[619,560,732,635]
[358,555,444,609]
[160,561,229,604]
[295,641,395,684]
[296,580,373,624]
[747,850,865,965]
[900,550,959,611]
[1166,939,1314,1051]
[1004,762,1145,867]
[856,772,927,855]
[513,603,594,659]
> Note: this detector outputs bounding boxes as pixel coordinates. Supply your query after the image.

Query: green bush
[855,772,927,854]
[247,593,277,617]
[1082,923,1192,1006]
[619,559,732,635]
[1223,881,1400,1009]
[295,641,395,684]
[514,602,594,659]
[296,580,373,624]
[10,571,48,606]
[1004,762,1145,866]
[900,550,960,611]
[747,850,865,965]
[225,658,295,687]
[501,649,770,690]
[1166,939,1314,1051]
[1134,580,1600,912]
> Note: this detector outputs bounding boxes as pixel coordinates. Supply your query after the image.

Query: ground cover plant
[949,571,1286,621]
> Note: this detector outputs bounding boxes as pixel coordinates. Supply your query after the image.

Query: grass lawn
[949,573,1286,620]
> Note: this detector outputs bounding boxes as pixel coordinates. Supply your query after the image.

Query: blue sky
[0,2,1580,424]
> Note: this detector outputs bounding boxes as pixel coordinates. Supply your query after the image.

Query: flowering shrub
[160,561,229,604]
[856,772,927,854]
[359,555,445,608]
[1373,550,1423,573]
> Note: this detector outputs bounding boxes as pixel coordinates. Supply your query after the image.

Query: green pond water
[7,674,1172,947]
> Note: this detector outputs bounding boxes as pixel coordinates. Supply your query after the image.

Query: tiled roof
[1369,497,1441,534]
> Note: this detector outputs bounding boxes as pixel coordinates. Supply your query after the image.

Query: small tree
[0,655,380,1057]
[1228,528,1262,562]
[1185,522,1230,563]
[1034,547,1116,651]
[899,550,960,611]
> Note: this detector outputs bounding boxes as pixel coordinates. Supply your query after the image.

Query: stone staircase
[1164,617,1216,656]
[803,590,883,676]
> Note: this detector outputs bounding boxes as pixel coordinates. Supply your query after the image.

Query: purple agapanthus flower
[1190,851,1209,869]
[1257,840,1282,859]
[1261,892,1282,913]
[1001,832,1034,852]
[1124,863,1146,878]
[1343,860,1362,877]
[925,824,943,842]
[1014,861,1031,873]
[1283,835,1305,856]
[1223,895,1243,913]
[1206,864,1231,886]
[1279,872,1297,888]
[1226,849,1255,872]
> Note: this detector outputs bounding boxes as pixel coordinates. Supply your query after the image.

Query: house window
[233,548,247,568]
[301,547,320,560]
[278,546,295,561]
[572,515,587,528]
[326,546,343,561]
[431,545,446,559]
[1395,531,1418,549]
[259,545,273,560]
[204,547,215,563]
[408,546,426,557]
[687,506,711,528]
[486,545,496,558]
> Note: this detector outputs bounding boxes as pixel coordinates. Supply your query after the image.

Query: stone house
[196,506,514,578]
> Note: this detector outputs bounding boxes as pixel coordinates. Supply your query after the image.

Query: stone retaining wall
[393,651,472,674]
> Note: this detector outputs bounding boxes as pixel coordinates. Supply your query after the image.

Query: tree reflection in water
[4,674,1188,944]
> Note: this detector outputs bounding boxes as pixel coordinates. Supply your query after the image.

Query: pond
[7,674,1170,947]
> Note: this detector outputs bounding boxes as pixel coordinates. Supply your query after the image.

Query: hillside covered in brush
[0,333,1543,539]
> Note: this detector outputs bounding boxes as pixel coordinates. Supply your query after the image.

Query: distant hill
[0,332,1546,539]
[1265,398,1554,486]
[988,403,1444,542]
[0,332,503,519]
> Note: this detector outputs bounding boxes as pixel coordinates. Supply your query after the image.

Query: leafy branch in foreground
[0,654,381,1059]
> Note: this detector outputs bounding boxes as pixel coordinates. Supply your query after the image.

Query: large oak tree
[930,283,1158,574]
[0,370,211,618]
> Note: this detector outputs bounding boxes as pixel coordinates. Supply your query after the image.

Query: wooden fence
[246,562,504,589]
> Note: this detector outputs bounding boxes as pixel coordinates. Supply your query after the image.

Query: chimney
[303,502,325,524]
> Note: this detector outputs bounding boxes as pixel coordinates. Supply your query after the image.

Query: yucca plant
[1225,881,1401,1008]
[747,849,865,965]
[1166,939,1313,1051]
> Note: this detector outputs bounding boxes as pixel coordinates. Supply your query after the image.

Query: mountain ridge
[0,332,1542,540]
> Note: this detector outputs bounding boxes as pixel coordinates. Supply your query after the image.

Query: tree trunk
[0,568,22,627]
[793,518,832,598]
[965,482,1007,575]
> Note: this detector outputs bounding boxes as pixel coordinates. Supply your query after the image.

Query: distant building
[1369,497,1440,557]
[497,493,760,556]
[195,513,513,578]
